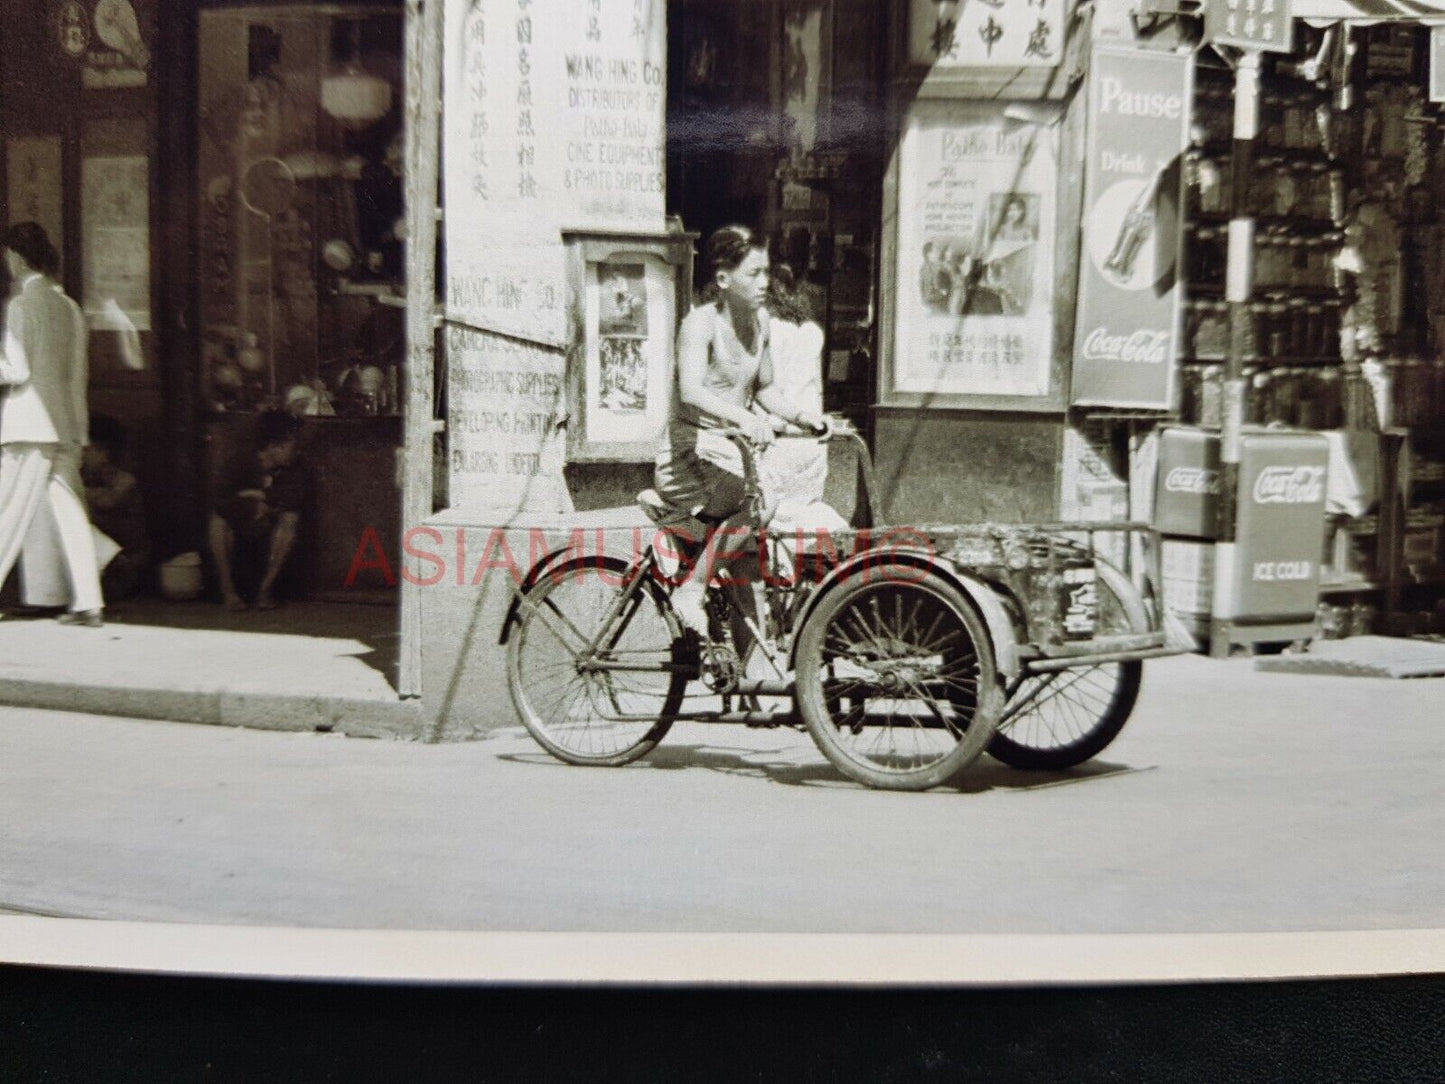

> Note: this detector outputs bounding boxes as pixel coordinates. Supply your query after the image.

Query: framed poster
[887,99,1061,409]
[563,232,693,462]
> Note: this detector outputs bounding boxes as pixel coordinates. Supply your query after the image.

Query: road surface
[0,654,1440,933]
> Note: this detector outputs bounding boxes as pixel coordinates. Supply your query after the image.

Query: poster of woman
[979,193,1040,316]
[892,101,1058,404]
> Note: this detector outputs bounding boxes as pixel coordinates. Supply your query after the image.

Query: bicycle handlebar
[711,421,834,443]
[705,416,878,526]
[710,417,847,486]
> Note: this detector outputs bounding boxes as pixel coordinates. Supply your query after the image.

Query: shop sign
[908,0,1066,69]
[55,0,154,89]
[1365,24,1416,78]
[890,100,1059,405]
[1071,46,1192,410]
[442,0,667,348]
[444,324,570,515]
[1060,421,1129,567]
[1201,0,1293,53]
[81,154,151,335]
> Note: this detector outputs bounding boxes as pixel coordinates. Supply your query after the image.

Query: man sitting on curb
[83,414,150,602]
[208,410,309,611]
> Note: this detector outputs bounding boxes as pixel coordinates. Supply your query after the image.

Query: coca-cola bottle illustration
[1104,174,1159,281]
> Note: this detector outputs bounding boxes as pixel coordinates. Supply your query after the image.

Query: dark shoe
[8,604,64,618]
[57,609,104,628]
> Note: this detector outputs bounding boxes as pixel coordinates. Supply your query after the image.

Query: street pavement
[0,653,1440,934]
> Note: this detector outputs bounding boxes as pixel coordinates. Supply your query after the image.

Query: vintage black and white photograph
[597,336,647,412]
[597,262,649,339]
[0,0,1444,994]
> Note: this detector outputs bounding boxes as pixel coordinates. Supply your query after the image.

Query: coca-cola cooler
[1155,426,1329,651]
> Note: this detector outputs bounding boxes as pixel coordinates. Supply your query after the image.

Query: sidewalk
[0,600,422,738]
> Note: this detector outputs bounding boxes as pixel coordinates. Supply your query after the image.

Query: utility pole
[1209,47,1261,658]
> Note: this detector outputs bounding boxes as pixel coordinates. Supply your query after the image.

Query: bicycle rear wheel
[794,564,1002,791]
[507,557,685,766]
[988,562,1145,770]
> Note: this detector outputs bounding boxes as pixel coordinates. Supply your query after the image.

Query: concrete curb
[0,677,426,740]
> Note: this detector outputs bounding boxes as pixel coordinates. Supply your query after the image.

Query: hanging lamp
[320,19,392,127]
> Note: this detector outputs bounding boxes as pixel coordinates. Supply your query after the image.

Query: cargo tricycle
[500,422,1184,791]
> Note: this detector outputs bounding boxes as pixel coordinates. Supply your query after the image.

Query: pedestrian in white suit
[0,223,104,627]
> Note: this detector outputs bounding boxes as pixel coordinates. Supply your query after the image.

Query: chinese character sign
[81,155,151,333]
[442,0,666,346]
[908,0,1065,69]
[1202,0,1293,53]
[892,101,1058,400]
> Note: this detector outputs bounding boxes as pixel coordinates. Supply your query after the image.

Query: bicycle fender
[789,547,1020,682]
[498,548,628,645]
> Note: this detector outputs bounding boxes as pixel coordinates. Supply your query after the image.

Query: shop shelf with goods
[1182,55,1350,438]
[1183,24,1445,641]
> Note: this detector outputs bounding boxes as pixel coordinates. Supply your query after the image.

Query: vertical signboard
[5,136,65,277]
[1201,0,1293,54]
[908,0,1066,69]
[1431,27,1445,103]
[81,154,152,333]
[891,100,1059,405]
[1072,46,1192,409]
[442,0,666,347]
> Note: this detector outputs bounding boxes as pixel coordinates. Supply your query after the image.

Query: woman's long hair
[766,261,813,324]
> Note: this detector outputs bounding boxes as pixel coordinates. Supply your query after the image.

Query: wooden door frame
[398,0,442,698]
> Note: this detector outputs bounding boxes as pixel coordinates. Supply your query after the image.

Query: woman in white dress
[760,265,849,545]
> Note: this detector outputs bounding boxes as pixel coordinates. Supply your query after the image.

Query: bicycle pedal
[672,629,703,672]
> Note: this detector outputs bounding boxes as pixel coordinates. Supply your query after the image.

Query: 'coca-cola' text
[1081,328,1169,365]
[1164,467,1219,496]
[1252,466,1325,505]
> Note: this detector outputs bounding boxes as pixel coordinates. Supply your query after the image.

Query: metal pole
[1210,48,1261,658]
[399,0,443,699]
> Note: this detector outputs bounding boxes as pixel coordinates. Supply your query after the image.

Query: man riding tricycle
[500,225,1184,791]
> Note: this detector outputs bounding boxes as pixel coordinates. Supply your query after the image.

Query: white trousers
[0,443,103,613]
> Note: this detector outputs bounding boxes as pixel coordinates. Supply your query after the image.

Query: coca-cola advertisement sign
[1234,433,1330,620]
[1072,46,1193,409]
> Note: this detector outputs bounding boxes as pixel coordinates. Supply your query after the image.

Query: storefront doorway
[664,0,885,427]
[0,1,411,696]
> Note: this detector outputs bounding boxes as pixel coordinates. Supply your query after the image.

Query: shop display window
[196,6,403,417]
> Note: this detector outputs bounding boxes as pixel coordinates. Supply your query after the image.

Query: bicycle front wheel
[507,557,685,766]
